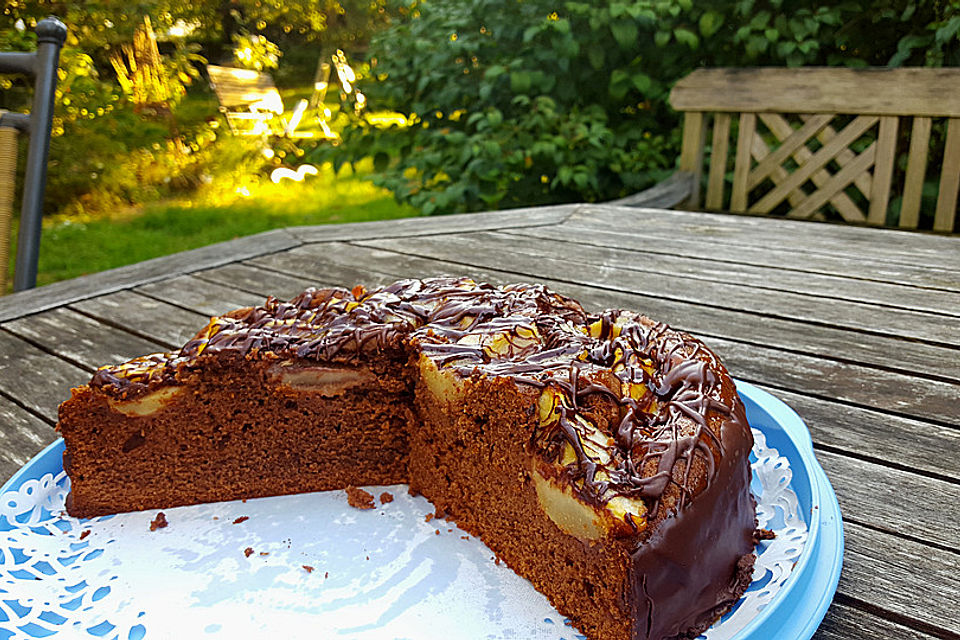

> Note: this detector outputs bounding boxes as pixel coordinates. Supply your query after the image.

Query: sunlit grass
[13,161,417,289]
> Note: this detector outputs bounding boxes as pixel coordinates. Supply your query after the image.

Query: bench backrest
[670,68,960,232]
[207,65,283,114]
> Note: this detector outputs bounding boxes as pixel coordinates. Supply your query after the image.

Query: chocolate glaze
[91,278,743,514]
[86,277,756,639]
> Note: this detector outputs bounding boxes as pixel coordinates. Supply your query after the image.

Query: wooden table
[1,203,957,639]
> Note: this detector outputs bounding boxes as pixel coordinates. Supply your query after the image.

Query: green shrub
[325,0,960,214]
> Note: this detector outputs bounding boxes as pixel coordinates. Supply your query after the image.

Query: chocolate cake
[57,277,757,640]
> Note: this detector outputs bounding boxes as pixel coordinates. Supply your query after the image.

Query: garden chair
[206,64,286,136]
[0,17,67,293]
[613,67,960,233]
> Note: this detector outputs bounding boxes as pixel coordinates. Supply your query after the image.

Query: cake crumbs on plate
[79,530,90,541]
[149,512,168,531]
[303,565,314,573]
[345,486,375,509]
[244,547,254,557]
[379,491,394,505]
[233,516,249,524]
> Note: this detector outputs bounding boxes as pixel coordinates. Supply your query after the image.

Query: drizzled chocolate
[90,277,741,522]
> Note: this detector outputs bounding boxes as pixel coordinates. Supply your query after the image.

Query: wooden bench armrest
[605,171,695,209]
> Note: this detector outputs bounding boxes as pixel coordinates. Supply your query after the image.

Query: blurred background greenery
[1,0,958,287]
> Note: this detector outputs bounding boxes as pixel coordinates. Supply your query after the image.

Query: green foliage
[328,0,960,214]
[232,31,282,71]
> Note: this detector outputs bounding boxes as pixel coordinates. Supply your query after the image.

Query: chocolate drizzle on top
[89,277,740,518]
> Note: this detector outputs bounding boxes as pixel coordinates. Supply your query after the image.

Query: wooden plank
[606,171,694,209]
[763,113,865,222]
[750,115,878,215]
[574,205,960,274]
[900,116,933,229]
[730,112,755,212]
[868,116,900,225]
[357,233,960,348]
[194,263,319,300]
[454,230,960,320]
[934,117,960,232]
[284,204,576,243]
[678,111,706,208]
[814,601,938,640]
[705,112,731,210]
[0,228,300,323]
[800,115,873,199]
[0,331,89,422]
[520,220,960,292]
[136,275,268,318]
[0,397,54,484]
[785,141,877,221]
[670,67,960,118]
[680,336,958,426]
[750,131,807,209]
[816,449,959,549]
[757,386,960,481]
[248,249,406,291]
[70,290,209,349]
[748,113,833,190]
[3,307,164,370]
[839,521,960,635]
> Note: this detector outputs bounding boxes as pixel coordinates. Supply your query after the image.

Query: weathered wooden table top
[0,203,957,639]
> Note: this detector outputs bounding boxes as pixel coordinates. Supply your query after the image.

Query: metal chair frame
[0,16,67,292]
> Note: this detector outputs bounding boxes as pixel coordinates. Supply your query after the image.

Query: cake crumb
[149,512,168,531]
[244,547,254,557]
[345,486,376,509]
[425,513,435,522]
[435,529,440,535]
[379,491,394,505]
[233,516,249,524]
[259,552,269,556]
[303,565,314,573]
[79,530,91,541]
[325,572,329,579]
[461,536,469,540]
[755,528,776,541]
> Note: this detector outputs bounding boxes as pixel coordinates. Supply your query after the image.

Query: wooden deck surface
[0,203,957,639]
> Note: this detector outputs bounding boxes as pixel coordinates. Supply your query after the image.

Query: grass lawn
[16,161,417,289]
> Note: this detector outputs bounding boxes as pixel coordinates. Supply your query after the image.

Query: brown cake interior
[61,357,413,515]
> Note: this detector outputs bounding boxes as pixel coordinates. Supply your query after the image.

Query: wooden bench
[619,68,960,233]
[206,64,285,135]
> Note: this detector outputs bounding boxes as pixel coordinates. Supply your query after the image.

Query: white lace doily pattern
[0,428,807,640]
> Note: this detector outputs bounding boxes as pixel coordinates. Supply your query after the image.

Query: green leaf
[587,47,605,70]
[654,30,671,47]
[673,27,700,49]
[484,65,506,80]
[936,16,960,46]
[632,73,652,93]
[611,21,639,49]
[699,11,724,38]
[764,28,779,42]
[486,108,503,127]
[608,69,632,99]
[510,71,532,94]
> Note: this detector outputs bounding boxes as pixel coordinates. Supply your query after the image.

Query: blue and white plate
[0,382,842,639]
